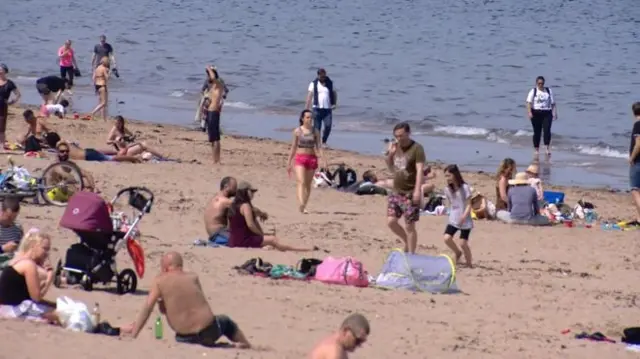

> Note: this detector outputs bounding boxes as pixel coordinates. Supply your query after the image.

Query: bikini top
[0,265,30,306]
[297,127,316,149]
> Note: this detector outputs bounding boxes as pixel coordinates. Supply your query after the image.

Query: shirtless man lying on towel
[309,313,370,359]
[122,251,251,348]
[56,140,140,163]
[204,176,268,244]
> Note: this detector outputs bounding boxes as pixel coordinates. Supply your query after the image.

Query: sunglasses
[58,149,69,154]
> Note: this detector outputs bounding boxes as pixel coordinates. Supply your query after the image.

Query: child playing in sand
[442,164,474,267]
[41,99,70,119]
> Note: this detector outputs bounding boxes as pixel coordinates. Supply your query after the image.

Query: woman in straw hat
[495,172,551,226]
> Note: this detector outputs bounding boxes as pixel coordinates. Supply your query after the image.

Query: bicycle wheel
[40,161,85,206]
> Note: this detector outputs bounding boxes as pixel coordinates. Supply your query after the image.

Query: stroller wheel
[117,269,137,295]
[81,274,93,291]
[53,260,63,288]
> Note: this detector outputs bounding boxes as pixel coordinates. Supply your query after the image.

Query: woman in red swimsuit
[227,182,317,252]
[286,109,327,213]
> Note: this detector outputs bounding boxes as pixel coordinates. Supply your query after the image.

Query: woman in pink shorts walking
[286,109,327,213]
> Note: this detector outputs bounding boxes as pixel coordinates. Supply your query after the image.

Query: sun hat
[525,164,539,175]
[238,181,257,192]
[508,172,530,186]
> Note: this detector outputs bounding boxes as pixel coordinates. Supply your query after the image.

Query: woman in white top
[525,76,558,157]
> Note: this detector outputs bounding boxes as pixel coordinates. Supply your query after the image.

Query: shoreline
[6,100,632,195]
[9,79,631,190]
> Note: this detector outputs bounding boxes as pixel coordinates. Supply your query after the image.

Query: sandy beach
[1,105,639,359]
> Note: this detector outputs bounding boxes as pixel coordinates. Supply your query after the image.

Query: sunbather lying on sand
[56,140,140,163]
[53,142,98,192]
[107,116,165,159]
[362,166,435,196]
[122,251,251,349]
[309,313,370,359]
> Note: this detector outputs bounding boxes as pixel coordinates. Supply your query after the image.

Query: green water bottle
[154,315,163,339]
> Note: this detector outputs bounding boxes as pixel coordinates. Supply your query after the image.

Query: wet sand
[1,106,639,359]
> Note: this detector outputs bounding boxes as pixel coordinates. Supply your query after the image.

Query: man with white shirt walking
[305,68,337,147]
[525,75,558,157]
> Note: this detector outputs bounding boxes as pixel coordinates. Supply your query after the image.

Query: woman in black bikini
[90,57,110,121]
[0,64,21,146]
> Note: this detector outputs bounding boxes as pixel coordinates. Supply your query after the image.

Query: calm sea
[2,0,639,187]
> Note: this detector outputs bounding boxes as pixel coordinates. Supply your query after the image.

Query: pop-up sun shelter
[374,249,459,294]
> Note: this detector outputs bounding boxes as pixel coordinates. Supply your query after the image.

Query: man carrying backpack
[305,68,338,147]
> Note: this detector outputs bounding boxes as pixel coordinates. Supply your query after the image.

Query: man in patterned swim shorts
[384,122,426,254]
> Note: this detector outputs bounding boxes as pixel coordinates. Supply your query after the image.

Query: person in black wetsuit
[0,64,21,146]
[35,75,69,105]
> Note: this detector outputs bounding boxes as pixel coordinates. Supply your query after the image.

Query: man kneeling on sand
[309,313,370,359]
[122,251,251,348]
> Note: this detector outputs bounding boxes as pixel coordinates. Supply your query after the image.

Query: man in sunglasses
[310,313,370,358]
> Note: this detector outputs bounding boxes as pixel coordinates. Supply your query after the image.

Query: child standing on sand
[442,164,474,268]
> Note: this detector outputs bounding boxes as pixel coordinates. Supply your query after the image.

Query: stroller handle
[113,186,155,213]
[115,186,154,201]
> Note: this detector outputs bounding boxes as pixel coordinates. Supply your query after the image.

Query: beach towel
[0,300,50,322]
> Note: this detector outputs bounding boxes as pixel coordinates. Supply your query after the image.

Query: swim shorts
[85,148,112,162]
[294,154,318,170]
[208,229,229,245]
[175,315,239,347]
[387,193,420,223]
[206,111,221,142]
[36,83,51,95]
[631,162,640,190]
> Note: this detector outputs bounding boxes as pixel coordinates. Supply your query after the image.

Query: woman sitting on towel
[495,158,516,211]
[0,231,59,324]
[495,172,551,226]
[227,181,317,252]
[107,115,165,159]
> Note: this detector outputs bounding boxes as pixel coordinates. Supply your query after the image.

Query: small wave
[169,90,187,98]
[433,125,489,136]
[15,75,39,82]
[575,144,627,159]
[224,101,255,110]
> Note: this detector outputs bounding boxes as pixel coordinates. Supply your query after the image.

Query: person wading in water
[525,76,558,157]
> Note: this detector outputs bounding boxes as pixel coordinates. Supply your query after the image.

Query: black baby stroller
[54,187,154,294]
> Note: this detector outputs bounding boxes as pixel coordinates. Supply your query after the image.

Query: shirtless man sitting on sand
[204,176,268,244]
[122,251,251,348]
[309,313,370,359]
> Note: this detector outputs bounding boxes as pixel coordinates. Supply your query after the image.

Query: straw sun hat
[525,164,539,175]
[508,172,530,186]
